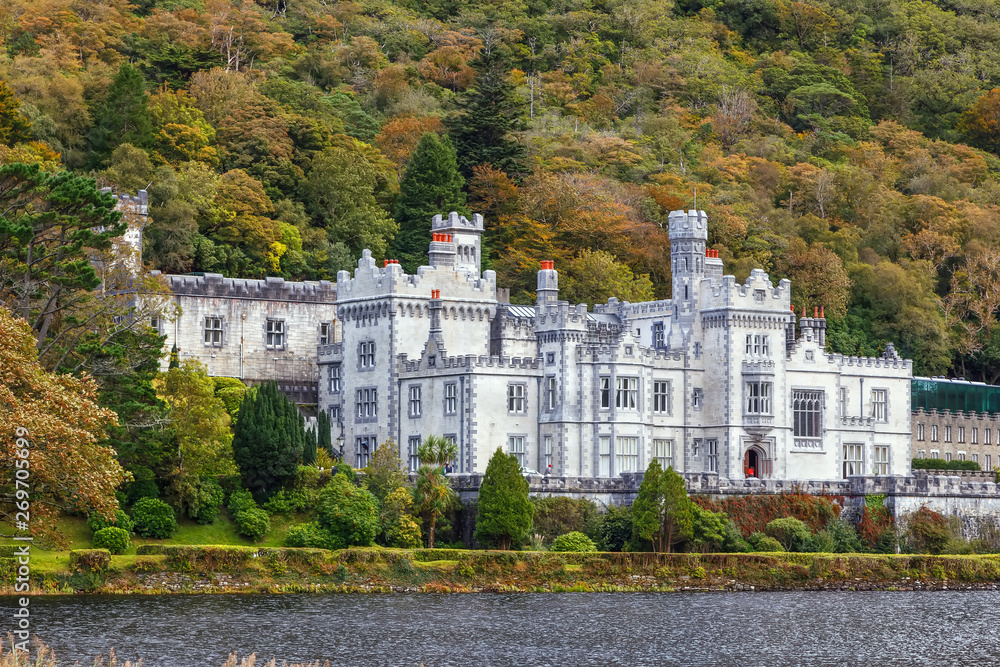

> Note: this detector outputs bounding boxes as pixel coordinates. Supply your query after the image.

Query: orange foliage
[374,115,443,173]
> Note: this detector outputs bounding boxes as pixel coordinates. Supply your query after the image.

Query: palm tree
[413,435,458,548]
[418,434,457,468]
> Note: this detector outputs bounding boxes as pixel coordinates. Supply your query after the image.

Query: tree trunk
[428,514,436,549]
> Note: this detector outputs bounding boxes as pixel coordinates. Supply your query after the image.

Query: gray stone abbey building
[317,210,913,482]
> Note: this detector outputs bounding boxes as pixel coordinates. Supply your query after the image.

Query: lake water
[4,591,1000,666]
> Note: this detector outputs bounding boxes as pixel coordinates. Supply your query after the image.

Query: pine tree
[631,460,664,551]
[88,63,154,166]
[446,41,529,181]
[392,132,468,272]
[0,79,31,147]
[474,447,534,550]
[231,382,305,498]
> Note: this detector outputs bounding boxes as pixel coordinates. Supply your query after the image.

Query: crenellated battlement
[155,271,337,303]
[335,249,497,302]
[398,352,542,373]
[826,352,912,372]
[702,271,791,312]
[667,209,709,239]
[431,211,484,232]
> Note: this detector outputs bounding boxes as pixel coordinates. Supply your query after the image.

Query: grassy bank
[5,546,1000,595]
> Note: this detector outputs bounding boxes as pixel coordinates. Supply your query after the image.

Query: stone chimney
[536,260,559,306]
[428,233,456,268]
[428,289,444,347]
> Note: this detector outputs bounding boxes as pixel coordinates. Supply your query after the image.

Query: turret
[667,209,708,347]
[432,211,484,275]
[536,260,558,306]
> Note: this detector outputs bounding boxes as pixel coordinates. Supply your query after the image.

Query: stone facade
[320,209,913,481]
[155,272,337,406]
[911,407,1000,469]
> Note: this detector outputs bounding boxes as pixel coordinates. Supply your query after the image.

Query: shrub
[595,505,633,551]
[687,504,751,553]
[765,517,814,552]
[92,527,131,554]
[87,509,134,535]
[131,498,178,539]
[749,534,784,552]
[263,490,294,515]
[285,522,336,549]
[694,493,840,536]
[69,549,112,572]
[185,478,226,524]
[296,465,321,490]
[316,474,380,548]
[531,497,599,544]
[551,531,597,552]
[816,518,863,553]
[380,487,422,549]
[234,507,271,542]
[227,489,258,516]
[903,506,955,554]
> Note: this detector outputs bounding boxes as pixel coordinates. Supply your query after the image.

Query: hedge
[911,458,981,471]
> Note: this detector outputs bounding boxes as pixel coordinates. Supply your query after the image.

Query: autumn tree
[154,360,235,516]
[958,89,1000,155]
[0,307,125,545]
[392,132,467,271]
[0,79,32,147]
[560,250,655,307]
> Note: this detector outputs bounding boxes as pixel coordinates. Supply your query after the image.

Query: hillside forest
[6,0,1000,383]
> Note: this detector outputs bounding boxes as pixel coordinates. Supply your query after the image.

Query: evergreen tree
[231,381,305,498]
[474,447,534,550]
[88,63,154,165]
[317,409,333,456]
[631,461,694,553]
[392,133,468,272]
[446,41,529,181]
[0,79,31,147]
[302,424,317,466]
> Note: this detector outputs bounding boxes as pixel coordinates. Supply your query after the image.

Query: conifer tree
[317,409,332,456]
[392,132,467,272]
[446,40,529,181]
[302,423,317,466]
[88,63,154,166]
[231,382,304,498]
[474,447,534,550]
[631,461,694,553]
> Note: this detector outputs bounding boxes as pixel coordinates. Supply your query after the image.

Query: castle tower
[667,209,708,347]
[432,212,484,275]
[536,260,558,307]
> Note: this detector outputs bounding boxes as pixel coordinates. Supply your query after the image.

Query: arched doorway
[744,448,763,478]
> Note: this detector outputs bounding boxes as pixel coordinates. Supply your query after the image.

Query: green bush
[551,531,598,552]
[186,478,226,524]
[92,527,131,554]
[765,517,814,552]
[748,533,784,552]
[234,507,271,542]
[284,522,336,549]
[263,490,292,515]
[688,504,751,553]
[903,507,956,554]
[815,518,863,553]
[130,498,178,539]
[595,505,633,552]
[227,489,258,516]
[87,509,134,535]
[316,474,379,549]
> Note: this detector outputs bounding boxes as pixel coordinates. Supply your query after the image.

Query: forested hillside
[5,0,1000,379]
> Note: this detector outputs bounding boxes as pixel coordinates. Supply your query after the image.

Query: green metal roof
[911,377,1000,414]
